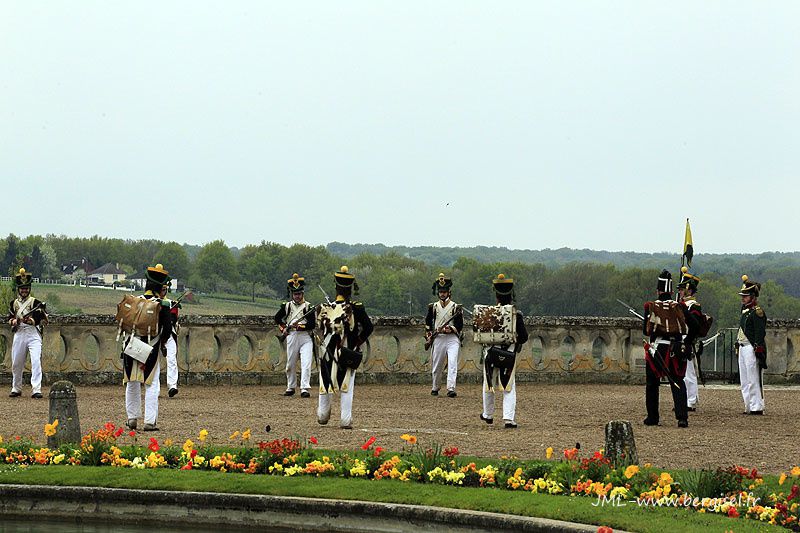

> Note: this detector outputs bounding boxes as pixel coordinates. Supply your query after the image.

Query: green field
[0,466,781,533]
[32,284,280,316]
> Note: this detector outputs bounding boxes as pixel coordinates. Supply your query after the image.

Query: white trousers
[286,331,313,391]
[126,360,161,424]
[431,334,460,392]
[164,336,178,390]
[738,344,764,412]
[317,371,355,427]
[482,366,517,423]
[684,357,698,407]
[11,326,42,394]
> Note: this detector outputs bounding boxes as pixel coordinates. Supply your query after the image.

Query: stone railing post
[604,420,638,467]
[48,380,81,447]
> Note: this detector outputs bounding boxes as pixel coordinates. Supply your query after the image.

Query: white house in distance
[87,263,127,285]
[128,271,181,291]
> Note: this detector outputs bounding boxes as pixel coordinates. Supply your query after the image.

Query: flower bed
[1,423,798,531]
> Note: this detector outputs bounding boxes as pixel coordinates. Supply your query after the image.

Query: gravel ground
[1,383,797,474]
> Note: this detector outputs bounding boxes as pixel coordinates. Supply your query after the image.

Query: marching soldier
[479,274,528,429]
[643,270,689,428]
[275,273,316,398]
[316,266,373,429]
[122,264,172,431]
[6,268,48,398]
[737,275,767,415]
[425,273,463,397]
[677,266,704,411]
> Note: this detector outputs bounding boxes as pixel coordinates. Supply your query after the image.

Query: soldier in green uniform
[737,275,767,415]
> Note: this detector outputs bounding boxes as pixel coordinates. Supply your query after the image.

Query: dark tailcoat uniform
[643,270,689,426]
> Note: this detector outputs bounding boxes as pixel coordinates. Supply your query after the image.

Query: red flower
[129,431,136,437]
[727,507,740,518]
[180,461,193,470]
[443,446,460,458]
[104,422,115,432]
[597,527,613,533]
[373,446,383,457]
[309,436,318,445]
[564,447,579,461]
[788,484,799,502]
[148,438,160,452]
[190,449,198,458]
[361,436,377,450]
[114,428,124,438]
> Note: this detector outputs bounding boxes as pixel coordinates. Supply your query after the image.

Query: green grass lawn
[0,466,782,533]
[33,284,280,315]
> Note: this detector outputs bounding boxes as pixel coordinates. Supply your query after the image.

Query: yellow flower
[164,438,173,447]
[198,429,208,442]
[791,466,800,477]
[44,419,59,437]
[0,435,4,445]
[241,428,251,441]
[229,431,240,440]
[779,473,787,485]
[624,465,640,479]
[546,447,553,459]
[52,454,65,465]
[183,439,194,454]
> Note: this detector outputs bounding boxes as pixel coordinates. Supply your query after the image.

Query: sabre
[317,284,333,305]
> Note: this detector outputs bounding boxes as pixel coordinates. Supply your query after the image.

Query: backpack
[646,300,688,337]
[115,294,161,338]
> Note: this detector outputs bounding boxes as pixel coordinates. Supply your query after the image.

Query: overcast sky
[2,2,798,253]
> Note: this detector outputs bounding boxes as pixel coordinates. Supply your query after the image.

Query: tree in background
[1,234,19,276]
[192,240,238,293]
[154,242,191,281]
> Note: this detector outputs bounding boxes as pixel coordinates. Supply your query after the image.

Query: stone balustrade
[1,315,798,385]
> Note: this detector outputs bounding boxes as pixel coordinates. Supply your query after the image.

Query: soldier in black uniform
[479,274,528,429]
[643,270,689,428]
[122,264,172,431]
[7,268,48,398]
[736,275,767,415]
[316,266,373,429]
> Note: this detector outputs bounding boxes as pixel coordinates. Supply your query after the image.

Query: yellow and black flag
[682,218,693,267]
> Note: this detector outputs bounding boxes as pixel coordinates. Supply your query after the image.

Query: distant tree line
[2,234,799,328]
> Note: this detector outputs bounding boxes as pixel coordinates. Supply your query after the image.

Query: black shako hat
[432,272,453,295]
[677,266,700,292]
[287,273,306,297]
[738,275,761,297]
[334,265,359,296]
[145,264,171,287]
[657,269,673,294]
[14,268,32,288]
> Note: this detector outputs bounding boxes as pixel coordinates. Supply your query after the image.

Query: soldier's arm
[274,304,287,326]
[354,303,374,343]
[31,300,48,325]
[515,312,529,348]
[424,304,434,332]
[753,307,767,354]
[452,306,464,334]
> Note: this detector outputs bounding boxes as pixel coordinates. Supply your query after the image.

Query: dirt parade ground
[0,383,797,474]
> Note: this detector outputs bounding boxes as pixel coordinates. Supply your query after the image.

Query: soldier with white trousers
[736,275,767,415]
[425,273,463,398]
[7,268,48,398]
[275,273,316,398]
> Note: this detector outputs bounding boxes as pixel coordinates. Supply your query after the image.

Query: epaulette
[352,301,363,307]
[755,306,765,317]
